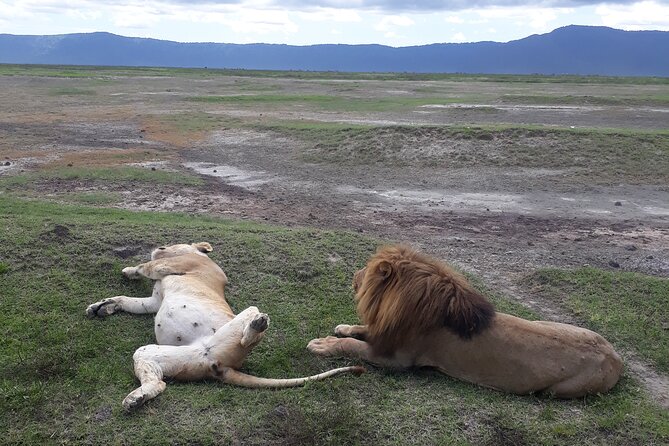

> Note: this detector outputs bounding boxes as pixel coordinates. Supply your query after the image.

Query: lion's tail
[221,365,365,388]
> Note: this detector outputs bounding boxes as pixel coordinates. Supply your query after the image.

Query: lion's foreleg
[335,324,369,340]
[307,336,399,368]
[86,283,163,318]
[122,260,184,280]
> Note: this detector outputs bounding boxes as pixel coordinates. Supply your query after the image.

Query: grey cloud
[160,0,667,12]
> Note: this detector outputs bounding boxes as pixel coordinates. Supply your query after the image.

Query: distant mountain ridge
[1,26,668,76]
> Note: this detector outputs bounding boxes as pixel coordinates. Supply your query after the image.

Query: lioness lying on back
[308,245,622,398]
[86,242,363,410]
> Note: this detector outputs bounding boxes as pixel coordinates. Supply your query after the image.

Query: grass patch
[48,87,97,96]
[0,196,667,445]
[283,124,669,185]
[188,94,470,112]
[525,268,669,373]
[501,94,669,107]
[0,166,204,188]
[3,64,669,85]
[64,191,123,206]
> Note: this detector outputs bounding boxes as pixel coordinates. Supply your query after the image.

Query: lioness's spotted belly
[155,296,232,345]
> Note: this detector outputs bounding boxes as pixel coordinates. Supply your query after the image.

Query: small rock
[614,201,622,206]
[608,260,620,268]
[527,241,534,246]
[67,163,73,167]
[625,245,638,251]
[647,255,654,260]
[3,161,10,166]
[213,170,217,173]
[151,167,156,171]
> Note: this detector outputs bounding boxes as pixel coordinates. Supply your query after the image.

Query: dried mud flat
[1,73,668,405]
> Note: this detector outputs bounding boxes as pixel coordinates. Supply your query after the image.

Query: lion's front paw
[122,267,140,279]
[334,324,353,337]
[307,336,342,357]
[86,298,119,318]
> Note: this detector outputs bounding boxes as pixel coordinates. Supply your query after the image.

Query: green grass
[64,191,123,206]
[501,94,669,107]
[3,64,669,85]
[48,87,97,96]
[187,94,469,112]
[0,166,205,188]
[0,196,668,445]
[525,268,669,373]
[274,124,669,185]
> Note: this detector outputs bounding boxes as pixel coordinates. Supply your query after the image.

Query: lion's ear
[193,242,213,253]
[375,260,393,279]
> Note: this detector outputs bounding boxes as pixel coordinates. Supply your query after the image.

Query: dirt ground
[1,72,668,405]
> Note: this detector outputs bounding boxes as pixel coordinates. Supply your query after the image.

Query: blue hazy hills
[1,25,667,76]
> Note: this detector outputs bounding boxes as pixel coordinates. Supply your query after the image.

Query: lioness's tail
[221,366,365,388]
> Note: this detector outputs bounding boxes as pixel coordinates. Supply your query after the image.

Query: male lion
[87,242,363,410]
[308,245,622,398]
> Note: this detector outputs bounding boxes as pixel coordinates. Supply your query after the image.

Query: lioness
[87,242,363,410]
[308,245,623,398]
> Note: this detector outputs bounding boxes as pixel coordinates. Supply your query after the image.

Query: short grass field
[1,197,668,445]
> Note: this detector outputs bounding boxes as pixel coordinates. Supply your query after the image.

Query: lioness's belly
[155,294,233,345]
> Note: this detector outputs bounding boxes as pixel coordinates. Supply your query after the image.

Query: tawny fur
[309,245,623,398]
[86,242,363,411]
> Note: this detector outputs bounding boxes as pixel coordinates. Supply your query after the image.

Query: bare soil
[1,73,668,405]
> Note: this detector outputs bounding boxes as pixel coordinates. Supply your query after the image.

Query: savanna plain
[1,65,668,445]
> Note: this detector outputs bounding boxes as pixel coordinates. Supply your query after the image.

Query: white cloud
[375,14,415,32]
[474,6,574,31]
[451,31,466,41]
[596,1,669,30]
[297,7,361,22]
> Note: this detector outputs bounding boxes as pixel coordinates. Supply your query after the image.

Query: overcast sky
[1,1,668,46]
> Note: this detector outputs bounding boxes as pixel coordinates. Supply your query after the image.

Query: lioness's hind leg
[240,313,270,348]
[122,346,169,411]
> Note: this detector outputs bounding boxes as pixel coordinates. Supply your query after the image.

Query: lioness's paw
[122,267,140,279]
[250,313,269,332]
[86,298,119,318]
[307,336,340,357]
[122,391,145,411]
[335,324,353,337]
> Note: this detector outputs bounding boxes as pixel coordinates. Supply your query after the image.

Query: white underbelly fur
[155,294,231,345]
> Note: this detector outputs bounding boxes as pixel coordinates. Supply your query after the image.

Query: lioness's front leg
[122,259,186,280]
[86,283,163,318]
[335,324,368,340]
[307,336,399,368]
